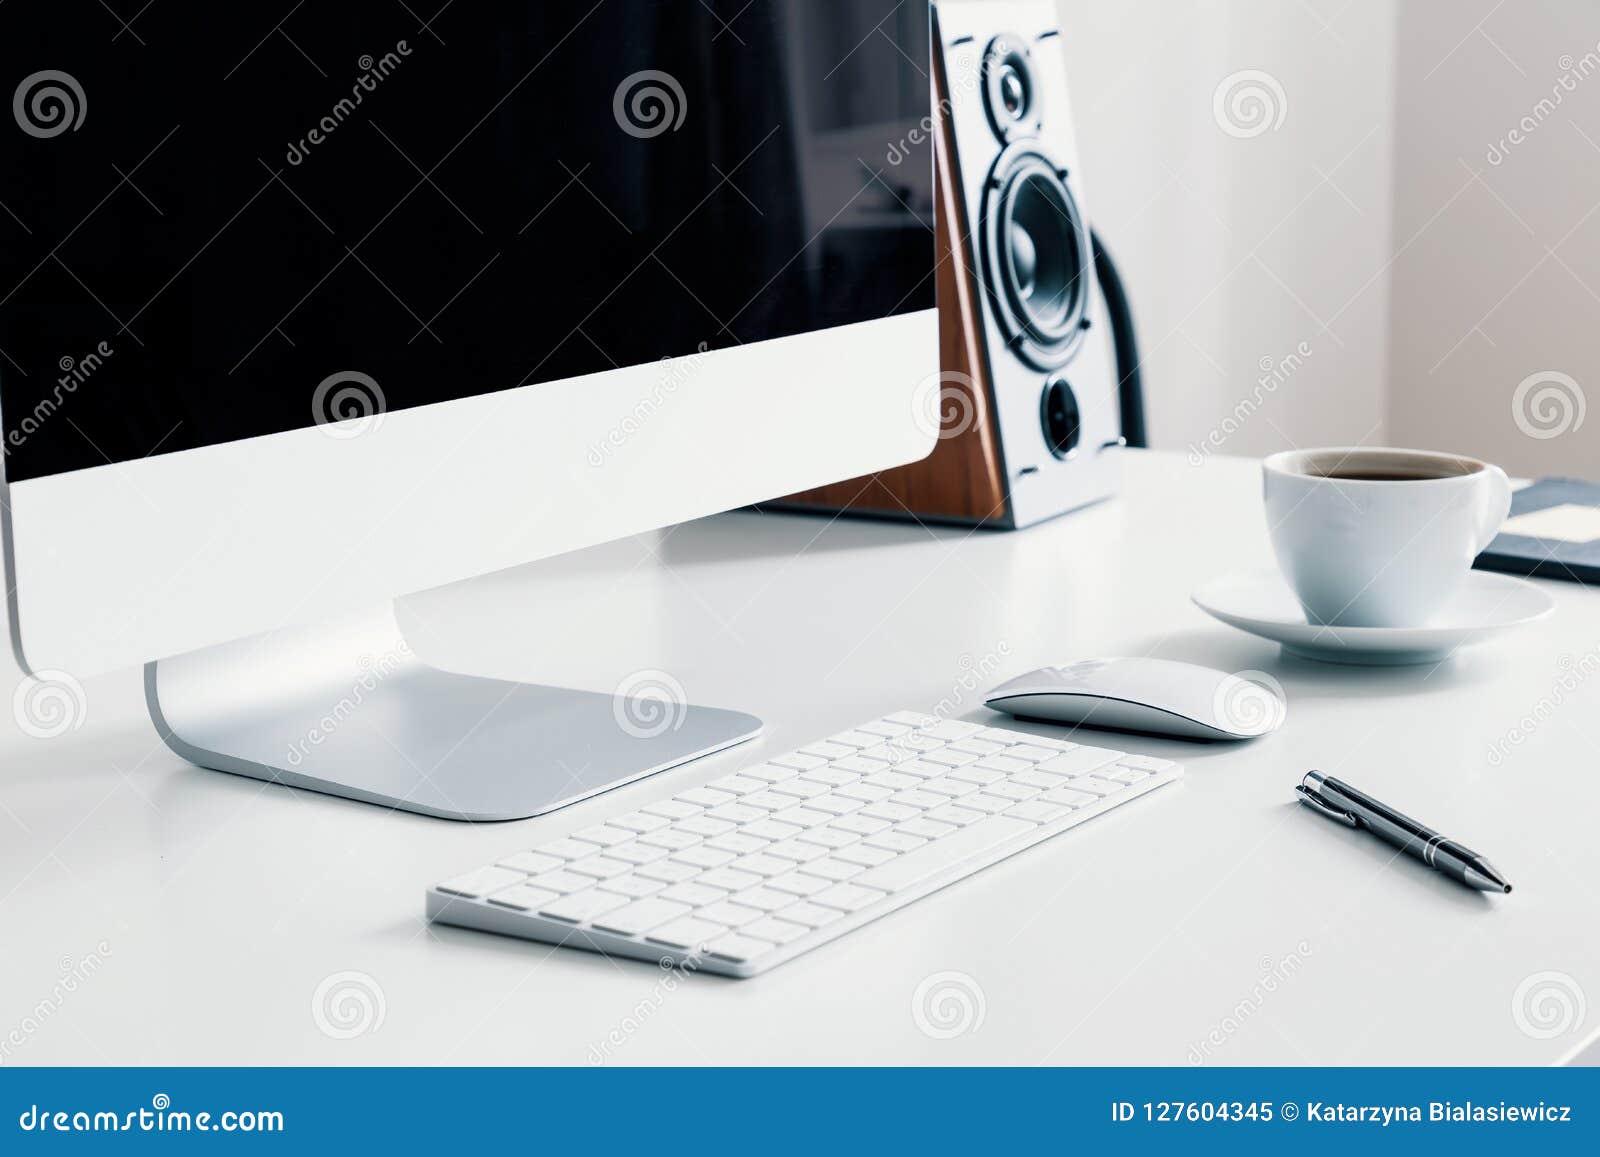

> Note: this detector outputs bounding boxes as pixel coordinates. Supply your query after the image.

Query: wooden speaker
[774,0,1125,529]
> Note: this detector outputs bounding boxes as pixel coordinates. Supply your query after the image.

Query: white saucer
[1191,569,1555,665]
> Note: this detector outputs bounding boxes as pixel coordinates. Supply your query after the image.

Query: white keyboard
[427,712,1182,977]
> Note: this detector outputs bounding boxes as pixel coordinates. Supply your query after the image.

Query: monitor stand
[143,602,762,821]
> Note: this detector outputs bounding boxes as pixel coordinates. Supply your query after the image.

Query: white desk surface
[3,450,1598,1066]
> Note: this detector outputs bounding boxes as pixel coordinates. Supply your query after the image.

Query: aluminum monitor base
[143,603,762,821]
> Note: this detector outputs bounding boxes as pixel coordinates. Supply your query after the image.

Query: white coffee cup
[1262,447,1513,628]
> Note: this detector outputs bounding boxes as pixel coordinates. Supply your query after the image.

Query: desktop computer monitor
[0,1,937,818]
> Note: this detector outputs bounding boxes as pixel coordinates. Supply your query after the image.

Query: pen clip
[1295,784,1359,827]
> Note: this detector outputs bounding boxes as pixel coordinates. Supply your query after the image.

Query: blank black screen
[0,1,933,483]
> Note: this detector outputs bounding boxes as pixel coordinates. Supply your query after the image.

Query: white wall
[1054,0,1398,460]
[1389,0,1600,478]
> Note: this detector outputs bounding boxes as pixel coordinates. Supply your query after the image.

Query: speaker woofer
[980,146,1091,370]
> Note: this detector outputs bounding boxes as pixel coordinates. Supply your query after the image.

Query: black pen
[1295,771,1512,893]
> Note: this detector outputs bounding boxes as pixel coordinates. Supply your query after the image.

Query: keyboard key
[863,770,920,791]
[947,766,1004,786]
[805,767,861,787]
[609,811,670,834]
[731,853,792,877]
[745,916,809,944]
[742,819,802,841]
[775,901,846,928]
[1038,746,1125,776]
[496,851,564,876]
[674,845,735,869]
[923,776,980,798]
[857,720,911,738]
[1005,800,1070,824]
[835,782,893,803]
[922,750,979,768]
[538,888,630,924]
[766,839,829,863]
[1108,768,1152,784]
[832,843,895,868]
[859,801,918,823]
[1063,776,1118,797]
[537,838,602,861]
[741,764,799,784]
[770,753,827,771]
[1013,769,1068,790]
[1119,754,1177,772]
[896,817,956,840]
[797,741,856,760]
[741,791,799,812]
[854,816,1035,892]
[659,882,728,906]
[890,789,944,809]
[698,867,763,892]
[642,800,702,820]
[950,738,1006,756]
[864,831,926,854]
[569,856,631,880]
[704,933,775,963]
[636,859,700,884]
[677,787,736,808]
[529,869,593,894]
[677,816,736,838]
[894,760,948,779]
[832,814,890,836]
[812,883,887,913]
[698,901,763,927]
[766,871,828,897]
[926,804,983,827]
[606,874,667,898]
[637,828,702,851]
[437,866,527,898]
[1039,786,1101,808]
[832,755,889,775]
[767,778,828,800]
[706,832,768,855]
[827,730,881,748]
[573,824,634,848]
[809,794,864,816]
[857,743,913,765]
[962,793,1015,815]
[770,807,830,829]
[708,774,767,796]
[804,856,867,880]
[646,916,728,950]
[486,884,561,911]
[974,754,1032,774]
[793,826,858,850]
[732,886,796,912]
[706,803,765,824]
[1006,744,1062,763]
[919,720,984,741]
[610,841,670,865]
[592,898,692,936]
[986,781,1040,802]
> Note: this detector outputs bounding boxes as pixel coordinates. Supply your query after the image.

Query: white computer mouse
[984,658,1286,741]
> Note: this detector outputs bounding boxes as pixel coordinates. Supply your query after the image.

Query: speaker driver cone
[981,146,1090,370]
